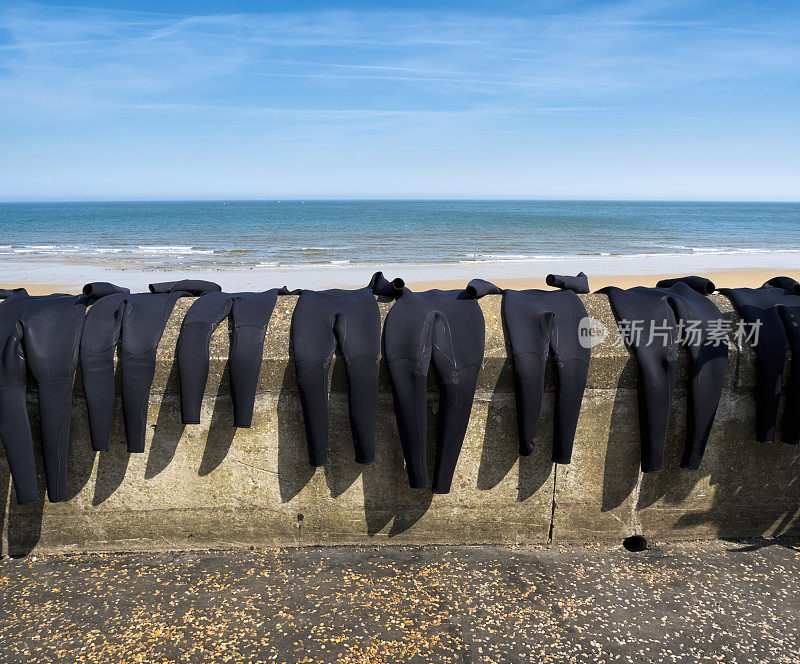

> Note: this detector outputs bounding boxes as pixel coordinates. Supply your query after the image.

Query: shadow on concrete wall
[602,359,641,513]
[360,326,434,537]
[361,385,434,537]
[198,364,236,477]
[276,327,434,537]
[477,317,518,493]
[324,355,364,498]
[477,353,552,502]
[66,389,97,503]
[5,314,800,554]
[666,401,800,539]
[79,364,132,505]
[601,346,800,540]
[144,363,186,479]
[5,496,43,557]
[277,361,314,503]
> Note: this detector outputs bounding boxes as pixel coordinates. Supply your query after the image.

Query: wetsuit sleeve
[603,289,678,472]
[22,297,87,502]
[465,279,503,298]
[655,276,715,295]
[228,291,280,428]
[764,276,800,294]
[149,280,222,295]
[720,287,789,443]
[667,294,728,469]
[176,292,233,424]
[369,271,405,298]
[82,282,130,302]
[119,292,186,452]
[0,288,28,299]
[546,272,590,294]
[777,305,800,443]
[502,293,554,456]
[0,321,39,504]
[80,295,126,451]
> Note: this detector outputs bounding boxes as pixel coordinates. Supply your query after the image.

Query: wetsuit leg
[119,293,184,452]
[666,286,729,468]
[429,300,484,493]
[778,305,800,444]
[429,355,481,492]
[0,320,38,504]
[291,292,337,466]
[80,294,127,451]
[749,307,789,442]
[431,360,481,493]
[176,292,233,425]
[603,288,678,472]
[634,307,677,472]
[336,290,381,464]
[386,354,429,488]
[384,296,432,488]
[720,289,789,443]
[549,294,591,463]
[228,291,280,428]
[387,357,429,487]
[470,280,591,462]
[384,291,485,493]
[501,291,553,456]
[22,296,87,501]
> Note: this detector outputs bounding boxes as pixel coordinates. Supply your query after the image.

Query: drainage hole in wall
[622,535,648,552]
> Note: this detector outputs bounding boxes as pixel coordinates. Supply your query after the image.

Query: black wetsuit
[764,276,800,295]
[177,289,290,428]
[0,288,29,299]
[0,284,125,504]
[80,280,220,453]
[383,283,485,493]
[545,271,590,294]
[290,272,403,466]
[720,277,800,444]
[598,277,728,472]
[467,273,591,462]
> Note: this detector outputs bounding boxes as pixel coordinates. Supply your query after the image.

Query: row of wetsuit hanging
[2,273,800,506]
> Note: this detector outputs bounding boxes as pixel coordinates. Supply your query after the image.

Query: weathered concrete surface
[2,542,799,663]
[1,294,799,555]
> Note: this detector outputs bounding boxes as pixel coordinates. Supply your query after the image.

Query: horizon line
[2,197,799,205]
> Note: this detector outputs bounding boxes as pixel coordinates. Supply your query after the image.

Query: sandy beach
[7,268,799,296]
[407,268,800,292]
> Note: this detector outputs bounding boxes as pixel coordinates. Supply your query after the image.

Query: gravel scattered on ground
[1,540,799,663]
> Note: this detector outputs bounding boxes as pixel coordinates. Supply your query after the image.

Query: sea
[0,200,798,289]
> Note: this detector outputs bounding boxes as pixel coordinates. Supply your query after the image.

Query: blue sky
[0,1,798,201]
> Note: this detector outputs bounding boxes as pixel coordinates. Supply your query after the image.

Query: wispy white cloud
[1,1,798,114]
[0,1,798,199]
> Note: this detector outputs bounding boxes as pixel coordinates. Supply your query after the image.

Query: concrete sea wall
[2,294,798,555]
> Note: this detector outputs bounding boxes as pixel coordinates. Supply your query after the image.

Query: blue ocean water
[0,200,798,272]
